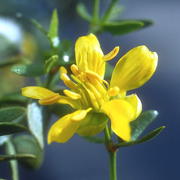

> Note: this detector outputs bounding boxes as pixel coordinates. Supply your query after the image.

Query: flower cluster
[22,34,158,143]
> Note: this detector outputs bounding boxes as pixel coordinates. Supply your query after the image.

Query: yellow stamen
[39,93,60,105]
[63,89,81,100]
[71,108,92,122]
[108,87,120,97]
[70,64,80,76]
[103,46,120,61]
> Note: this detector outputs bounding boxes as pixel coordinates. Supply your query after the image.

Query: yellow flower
[22,34,158,143]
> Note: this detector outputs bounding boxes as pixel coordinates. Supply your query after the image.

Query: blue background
[0,0,180,179]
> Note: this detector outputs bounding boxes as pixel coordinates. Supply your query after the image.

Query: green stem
[109,151,117,180]
[102,0,118,23]
[104,125,117,180]
[5,140,19,180]
[93,0,100,22]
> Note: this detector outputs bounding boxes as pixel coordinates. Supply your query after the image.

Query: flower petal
[22,86,58,99]
[110,45,158,92]
[48,109,91,143]
[101,99,136,141]
[124,94,142,119]
[75,33,105,77]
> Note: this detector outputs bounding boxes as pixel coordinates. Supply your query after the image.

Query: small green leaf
[116,126,165,148]
[76,3,91,21]
[31,19,48,36]
[11,63,45,77]
[27,102,44,149]
[0,123,27,136]
[0,154,36,162]
[0,106,26,123]
[48,9,60,48]
[82,136,105,144]
[131,110,159,141]
[102,19,153,35]
[44,55,59,73]
[12,135,43,169]
[77,112,108,136]
[108,5,124,21]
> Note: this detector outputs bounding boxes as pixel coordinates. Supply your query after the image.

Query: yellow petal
[110,45,158,91]
[124,94,142,119]
[48,109,91,144]
[75,33,105,77]
[101,99,135,141]
[22,86,58,99]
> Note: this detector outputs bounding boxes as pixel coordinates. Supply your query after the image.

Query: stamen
[103,46,120,61]
[61,73,77,89]
[85,71,102,83]
[63,89,81,100]
[108,87,120,97]
[39,93,60,105]
[71,108,92,122]
[70,64,80,76]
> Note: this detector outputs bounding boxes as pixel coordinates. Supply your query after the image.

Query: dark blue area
[0,0,179,179]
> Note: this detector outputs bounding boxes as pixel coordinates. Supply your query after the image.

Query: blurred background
[0,0,179,179]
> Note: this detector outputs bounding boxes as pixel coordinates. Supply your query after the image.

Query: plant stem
[102,0,118,23]
[93,0,100,23]
[5,140,19,180]
[104,125,117,180]
[108,151,117,180]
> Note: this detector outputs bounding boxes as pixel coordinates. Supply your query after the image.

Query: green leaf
[0,59,18,68]
[11,63,45,77]
[44,55,59,73]
[0,154,36,162]
[102,19,153,35]
[0,123,27,136]
[0,106,26,123]
[12,135,43,169]
[82,136,105,144]
[31,19,48,36]
[27,102,44,149]
[77,112,108,136]
[108,5,124,21]
[48,9,60,48]
[0,92,27,104]
[116,126,165,148]
[76,3,91,21]
[130,110,159,141]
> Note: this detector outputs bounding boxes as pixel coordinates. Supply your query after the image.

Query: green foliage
[0,106,27,136]
[13,135,43,169]
[130,110,159,141]
[0,123,27,136]
[48,9,60,48]
[77,3,91,22]
[0,106,26,123]
[0,92,27,104]
[102,20,153,35]
[27,102,44,149]
[11,63,45,77]
[44,55,59,73]
[0,154,36,162]
[116,126,165,148]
